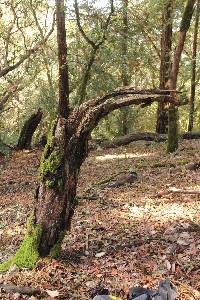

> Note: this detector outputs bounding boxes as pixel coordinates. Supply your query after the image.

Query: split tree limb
[70,87,176,137]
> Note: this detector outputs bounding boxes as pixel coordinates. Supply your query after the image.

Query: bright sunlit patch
[95,152,154,161]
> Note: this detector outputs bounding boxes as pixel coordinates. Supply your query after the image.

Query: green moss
[179,159,189,165]
[49,232,65,259]
[39,120,64,188]
[0,216,42,272]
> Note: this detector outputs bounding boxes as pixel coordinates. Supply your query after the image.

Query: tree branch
[71,88,176,135]
[74,0,114,49]
[0,13,55,78]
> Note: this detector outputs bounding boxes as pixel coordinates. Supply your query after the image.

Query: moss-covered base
[0,217,42,272]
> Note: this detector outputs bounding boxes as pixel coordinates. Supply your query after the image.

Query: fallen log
[157,187,200,197]
[99,131,200,149]
[0,284,40,295]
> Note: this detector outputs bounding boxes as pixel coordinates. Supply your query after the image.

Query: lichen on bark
[0,216,42,272]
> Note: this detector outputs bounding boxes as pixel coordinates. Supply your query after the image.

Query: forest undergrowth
[0,140,199,300]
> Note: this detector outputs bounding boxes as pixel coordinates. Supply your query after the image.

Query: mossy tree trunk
[156,0,172,134]
[167,0,196,153]
[35,88,174,257]
[17,109,43,150]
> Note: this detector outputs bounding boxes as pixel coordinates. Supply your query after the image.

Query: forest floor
[0,140,200,300]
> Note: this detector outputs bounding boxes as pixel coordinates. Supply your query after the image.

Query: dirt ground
[0,140,200,299]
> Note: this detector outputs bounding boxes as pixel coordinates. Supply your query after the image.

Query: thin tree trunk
[188,0,200,131]
[156,0,172,134]
[120,0,130,136]
[75,0,114,105]
[167,0,196,153]
[78,47,98,105]
[17,109,43,150]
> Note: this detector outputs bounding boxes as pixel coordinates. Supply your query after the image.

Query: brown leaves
[0,140,200,299]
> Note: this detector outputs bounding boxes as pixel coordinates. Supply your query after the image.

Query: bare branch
[74,0,96,49]
[0,13,55,78]
[74,0,114,49]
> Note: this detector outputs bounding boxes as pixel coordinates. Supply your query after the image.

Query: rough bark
[56,0,70,118]
[156,0,172,134]
[17,109,43,150]
[188,0,200,131]
[167,0,196,153]
[35,88,174,257]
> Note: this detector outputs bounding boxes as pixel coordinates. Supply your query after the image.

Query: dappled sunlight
[119,199,200,222]
[95,152,154,161]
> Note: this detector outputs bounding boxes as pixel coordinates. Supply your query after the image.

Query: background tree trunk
[188,0,200,131]
[156,0,172,134]
[120,0,130,136]
[17,109,43,150]
[167,0,196,153]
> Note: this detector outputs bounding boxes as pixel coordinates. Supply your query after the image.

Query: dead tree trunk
[17,109,43,150]
[156,0,172,134]
[188,0,200,131]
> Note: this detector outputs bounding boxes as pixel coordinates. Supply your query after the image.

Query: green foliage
[0,216,42,272]
[0,0,199,143]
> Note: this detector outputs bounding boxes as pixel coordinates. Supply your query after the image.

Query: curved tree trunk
[34,88,174,257]
[17,109,43,150]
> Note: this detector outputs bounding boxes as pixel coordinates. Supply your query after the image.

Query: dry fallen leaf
[95,252,106,258]
[46,289,59,298]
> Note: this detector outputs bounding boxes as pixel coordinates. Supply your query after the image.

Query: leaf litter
[0,140,199,299]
